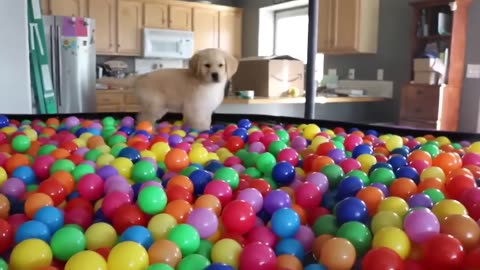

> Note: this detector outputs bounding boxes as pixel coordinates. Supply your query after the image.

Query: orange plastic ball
[25,193,54,218]
[464,164,480,179]
[291,203,307,225]
[164,148,190,173]
[5,153,31,174]
[46,118,60,127]
[137,121,154,133]
[148,239,182,267]
[356,186,385,216]
[417,177,445,193]
[50,171,75,194]
[51,148,70,159]
[311,156,335,172]
[167,175,194,194]
[433,152,462,175]
[389,178,418,200]
[312,234,334,260]
[87,136,106,149]
[194,194,222,216]
[277,254,303,270]
[164,200,193,223]
[408,150,433,165]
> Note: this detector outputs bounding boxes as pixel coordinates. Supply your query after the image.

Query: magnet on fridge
[76,18,88,37]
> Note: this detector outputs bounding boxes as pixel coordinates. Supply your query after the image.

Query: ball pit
[2,114,480,269]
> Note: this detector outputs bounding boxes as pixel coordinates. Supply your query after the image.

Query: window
[274,6,309,63]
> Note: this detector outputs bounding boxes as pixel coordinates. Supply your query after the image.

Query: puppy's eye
[219,64,224,68]
[205,64,211,68]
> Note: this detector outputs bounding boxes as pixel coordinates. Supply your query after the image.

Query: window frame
[273,5,309,60]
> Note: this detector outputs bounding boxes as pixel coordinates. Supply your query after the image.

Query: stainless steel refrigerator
[43,15,96,113]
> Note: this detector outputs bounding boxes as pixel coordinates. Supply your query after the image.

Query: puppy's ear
[189,52,201,77]
[224,53,239,79]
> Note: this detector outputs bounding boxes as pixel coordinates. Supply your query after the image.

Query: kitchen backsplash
[97,56,187,76]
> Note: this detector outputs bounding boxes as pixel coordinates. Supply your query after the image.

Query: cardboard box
[413,58,438,71]
[414,71,439,85]
[231,56,305,97]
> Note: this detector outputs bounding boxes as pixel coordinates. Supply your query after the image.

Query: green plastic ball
[132,160,157,183]
[423,188,445,203]
[196,239,213,260]
[50,226,87,261]
[101,127,117,139]
[102,116,116,127]
[275,129,290,144]
[84,149,103,162]
[268,141,288,157]
[256,152,276,174]
[167,224,201,256]
[37,145,58,156]
[110,144,126,157]
[213,167,240,189]
[235,149,249,161]
[147,264,175,270]
[177,254,210,270]
[72,163,96,182]
[336,221,372,256]
[107,134,128,146]
[369,167,396,186]
[0,258,7,270]
[244,152,260,168]
[420,143,440,158]
[313,214,338,236]
[244,167,262,178]
[321,164,345,187]
[137,186,167,215]
[50,159,76,173]
[346,170,370,185]
[12,135,31,152]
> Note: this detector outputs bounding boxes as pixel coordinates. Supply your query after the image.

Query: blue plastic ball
[205,160,224,173]
[335,176,365,201]
[395,166,420,184]
[237,119,252,129]
[232,128,248,142]
[334,197,368,225]
[368,162,393,174]
[391,146,410,157]
[119,225,154,249]
[74,127,89,137]
[271,161,296,186]
[365,129,379,137]
[387,155,408,171]
[15,220,51,244]
[271,207,300,238]
[321,190,338,211]
[12,165,37,185]
[352,144,373,158]
[118,147,142,163]
[33,206,64,233]
[189,169,213,195]
[0,115,10,128]
[119,126,135,136]
[134,130,152,139]
[275,238,305,260]
[305,264,328,270]
[205,263,235,270]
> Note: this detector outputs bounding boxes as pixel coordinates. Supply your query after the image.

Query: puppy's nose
[211,72,219,82]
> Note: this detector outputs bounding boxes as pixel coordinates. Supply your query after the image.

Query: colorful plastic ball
[137,186,167,215]
[85,222,118,250]
[77,173,104,201]
[221,200,256,235]
[372,227,411,259]
[167,224,201,256]
[211,238,242,268]
[148,239,182,267]
[403,208,440,244]
[319,237,356,270]
[33,205,64,233]
[131,160,157,183]
[186,208,218,239]
[263,189,292,214]
[148,213,177,240]
[119,225,154,249]
[334,197,368,225]
[237,188,263,213]
[361,247,404,270]
[336,221,372,256]
[271,162,295,186]
[15,220,51,244]
[335,176,365,201]
[107,241,149,270]
[271,207,301,238]
[64,250,108,270]
[50,226,87,261]
[177,254,211,270]
[9,239,53,270]
[239,242,277,270]
[422,233,465,270]
[440,214,480,251]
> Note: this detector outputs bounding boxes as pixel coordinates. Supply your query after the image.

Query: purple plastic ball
[407,193,434,209]
[0,178,27,199]
[263,190,292,214]
[168,134,183,147]
[328,149,347,164]
[249,142,266,153]
[96,165,119,180]
[305,172,329,194]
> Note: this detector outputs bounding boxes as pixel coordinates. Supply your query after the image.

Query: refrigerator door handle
[56,25,62,106]
[50,25,57,96]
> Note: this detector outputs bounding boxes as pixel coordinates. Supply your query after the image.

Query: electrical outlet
[466,64,480,79]
[348,69,355,80]
[377,69,384,81]
[328,69,337,76]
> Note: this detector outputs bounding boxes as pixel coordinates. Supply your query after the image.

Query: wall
[0,0,33,114]
[235,0,411,123]
[458,1,480,132]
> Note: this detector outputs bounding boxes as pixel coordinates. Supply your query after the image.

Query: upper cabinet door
[144,2,168,28]
[87,0,116,54]
[50,0,87,17]
[168,4,192,31]
[219,10,242,59]
[41,0,51,14]
[318,0,334,51]
[332,0,360,52]
[193,8,219,52]
[117,0,143,55]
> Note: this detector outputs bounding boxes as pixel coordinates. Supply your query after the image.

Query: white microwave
[143,28,194,59]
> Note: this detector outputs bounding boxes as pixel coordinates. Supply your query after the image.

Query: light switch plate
[328,69,337,76]
[466,64,480,79]
[377,69,384,81]
[348,69,355,80]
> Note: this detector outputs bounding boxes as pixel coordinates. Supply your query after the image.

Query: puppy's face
[189,49,239,83]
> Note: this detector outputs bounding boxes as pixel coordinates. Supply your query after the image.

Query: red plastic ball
[65,197,94,213]
[248,179,272,197]
[277,148,300,166]
[0,219,13,254]
[112,204,148,234]
[362,247,404,270]
[166,185,194,204]
[221,200,256,235]
[225,136,245,153]
[422,233,465,270]
[64,207,94,230]
[316,142,336,156]
[37,179,67,206]
[445,175,477,200]
[294,182,323,209]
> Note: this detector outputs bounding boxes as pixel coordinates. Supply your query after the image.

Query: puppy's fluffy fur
[98,48,239,131]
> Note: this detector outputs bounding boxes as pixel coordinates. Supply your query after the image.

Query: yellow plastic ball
[371,211,403,234]
[1,126,17,135]
[298,124,308,131]
[310,136,328,151]
[0,167,7,186]
[85,222,117,250]
[110,157,133,179]
[189,147,209,165]
[148,213,177,240]
[216,147,231,157]
[219,152,233,163]
[377,197,409,218]
[95,145,111,154]
[65,250,107,270]
[379,134,391,142]
[207,153,220,161]
[435,136,451,146]
[386,135,404,151]
[211,238,243,268]
[372,227,411,259]
[432,199,468,222]
[303,124,321,140]
[415,137,428,144]
[107,241,149,270]
[173,120,183,126]
[72,138,86,148]
[468,142,480,154]
[140,150,156,160]
[96,154,115,167]
[23,129,38,141]
[191,142,204,149]
[94,198,103,212]
[357,154,377,173]
[171,129,186,137]
[420,166,446,183]
[9,239,52,270]
[295,167,305,178]
[79,132,94,141]
[151,142,171,162]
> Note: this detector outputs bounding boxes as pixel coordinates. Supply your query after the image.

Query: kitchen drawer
[125,105,141,112]
[400,84,440,121]
[399,118,438,130]
[124,93,139,105]
[96,92,124,105]
[96,105,122,113]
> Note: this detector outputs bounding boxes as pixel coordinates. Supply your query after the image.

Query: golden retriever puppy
[98,48,239,131]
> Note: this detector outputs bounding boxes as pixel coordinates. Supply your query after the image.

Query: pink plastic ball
[246,226,278,247]
[305,172,329,193]
[77,173,105,201]
[101,191,132,219]
[295,225,315,252]
[32,155,56,180]
[204,180,233,207]
[463,153,480,167]
[409,159,430,175]
[248,142,266,153]
[294,182,323,209]
[277,148,300,166]
[248,131,264,144]
[260,133,280,149]
[239,242,277,270]
[344,134,363,152]
[237,188,264,213]
[175,142,192,153]
[224,156,242,167]
[340,158,362,174]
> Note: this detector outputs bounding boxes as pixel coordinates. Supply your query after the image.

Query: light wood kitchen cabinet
[168,4,193,31]
[88,0,116,54]
[318,0,379,54]
[144,2,168,28]
[117,0,144,55]
[49,0,87,17]
[41,0,50,14]
[193,8,219,53]
[219,9,242,59]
